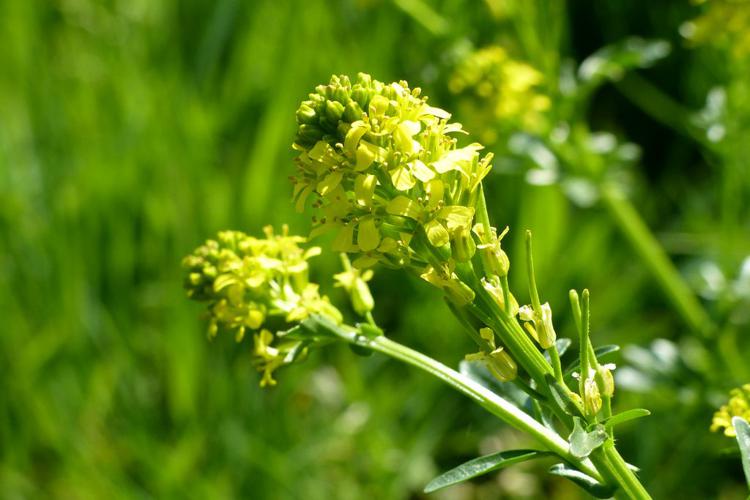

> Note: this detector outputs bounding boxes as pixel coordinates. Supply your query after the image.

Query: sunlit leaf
[424,449,548,493]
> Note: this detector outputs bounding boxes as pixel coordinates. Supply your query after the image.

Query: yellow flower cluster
[292,73,493,270]
[182,226,342,386]
[449,46,550,143]
[711,384,750,437]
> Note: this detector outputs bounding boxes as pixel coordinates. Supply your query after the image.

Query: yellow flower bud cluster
[291,73,493,270]
[711,384,750,437]
[449,46,551,143]
[182,226,342,386]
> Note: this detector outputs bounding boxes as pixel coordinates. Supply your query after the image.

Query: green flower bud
[583,378,602,416]
[487,347,517,381]
[451,226,476,262]
[334,256,376,316]
[596,364,615,397]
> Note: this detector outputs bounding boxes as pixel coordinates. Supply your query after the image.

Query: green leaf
[733,417,750,489]
[424,449,548,493]
[569,417,608,459]
[603,408,651,431]
[549,464,617,498]
[564,345,620,377]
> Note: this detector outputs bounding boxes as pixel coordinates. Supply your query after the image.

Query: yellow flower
[449,46,550,143]
[292,73,493,268]
[182,226,342,387]
[712,384,750,437]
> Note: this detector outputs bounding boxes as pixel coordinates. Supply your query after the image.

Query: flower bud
[596,364,615,397]
[451,226,476,262]
[537,302,557,349]
[487,347,517,381]
[479,244,509,277]
[583,378,602,416]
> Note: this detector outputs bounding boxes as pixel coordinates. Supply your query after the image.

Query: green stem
[309,315,653,498]
[326,322,602,480]
[600,185,715,337]
[600,441,652,500]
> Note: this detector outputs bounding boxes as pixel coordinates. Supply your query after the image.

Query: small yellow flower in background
[712,384,750,437]
[182,226,342,386]
[449,46,551,144]
[681,0,750,58]
[291,73,493,270]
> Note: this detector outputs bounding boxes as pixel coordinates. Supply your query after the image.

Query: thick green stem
[600,185,715,337]
[600,441,652,500]
[325,322,602,480]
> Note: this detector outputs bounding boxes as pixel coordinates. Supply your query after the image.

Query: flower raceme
[182,226,342,386]
[291,73,493,270]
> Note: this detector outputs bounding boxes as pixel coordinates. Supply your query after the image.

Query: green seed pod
[487,347,517,381]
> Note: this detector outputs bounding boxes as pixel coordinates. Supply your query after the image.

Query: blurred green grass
[1,1,748,499]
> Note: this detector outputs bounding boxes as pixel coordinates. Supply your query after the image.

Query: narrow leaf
[603,408,651,431]
[564,345,620,377]
[549,464,617,498]
[733,417,750,489]
[569,417,608,459]
[424,450,548,493]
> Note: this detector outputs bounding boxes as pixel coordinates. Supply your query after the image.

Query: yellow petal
[368,94,390,117]
[354,174,377,207]
[386,195,421,219]
[439,205,475,231]
[355,142,376,171]
[317,171,343,196]
[425,179,444,211]
[410,159,435,182]
[332,224,355,252]
[344,121,368,155]
[391,166,416,191]
[424,219,449,247]
[357,218,381,252]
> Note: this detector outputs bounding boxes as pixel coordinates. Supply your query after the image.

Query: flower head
[449,46,551,143]
[182,226,342,386]
[292,73,493,269]
[712,384,750,437]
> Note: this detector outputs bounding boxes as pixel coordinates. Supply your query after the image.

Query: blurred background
[1,0,749,498]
